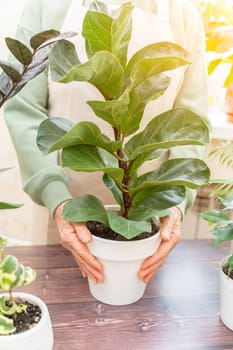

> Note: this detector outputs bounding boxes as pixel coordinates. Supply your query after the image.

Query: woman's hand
[54,202,104,284]
[138,207,182,283]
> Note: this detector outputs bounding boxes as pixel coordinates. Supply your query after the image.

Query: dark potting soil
[86,220,159,241]
[6,298,42,335]
[223,265,233,279]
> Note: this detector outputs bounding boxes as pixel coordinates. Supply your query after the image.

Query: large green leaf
[103,174,123,205]
[130,56,190,87]
[62,195,109,225]
[62,145,124,187]
[106,210,151,239]
[130,158,210,193]
[49,121,121,154]
[125,42,190,76]
[128,185,186,221]
[124,108,210,160]
[83,4,133,66]
[37,117,74,153]
[50,43,123,98]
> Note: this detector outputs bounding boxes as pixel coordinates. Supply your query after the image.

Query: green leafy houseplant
[38,3,211,240]
[200,143,233,331]
[0,236,36,335]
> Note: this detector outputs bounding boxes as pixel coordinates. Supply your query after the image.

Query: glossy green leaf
[106,210,151,239]
[37,117,74,154]
[49,121,121,154]
[124,108,210,160]
[218,194,233,210]
[130,158,210,193]
[51,49,123,99]
[125,42,190,76]
[62,195,109,225]
[62,145,124,187]
[5,37,32,65]
[129,185,186,221]
[83,4,133,66]
[130,56,190,87]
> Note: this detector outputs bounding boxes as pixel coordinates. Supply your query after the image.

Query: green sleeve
[4,0,72,215]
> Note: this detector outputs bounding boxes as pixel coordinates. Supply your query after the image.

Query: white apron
[47,0,185,242]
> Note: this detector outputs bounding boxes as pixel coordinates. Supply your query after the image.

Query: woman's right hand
[54,202,105,284]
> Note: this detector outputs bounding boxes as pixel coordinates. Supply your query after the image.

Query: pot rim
[0,292,49,340]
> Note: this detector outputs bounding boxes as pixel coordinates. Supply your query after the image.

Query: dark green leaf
[129,185,185,221]
[49,121,121,154]
[124,108,210,160]
[62,195,109,225]
[5,38,32,65]
[30,29,60,50]
[107,210,151,239]
[62,145,124,187]
[0,61,21,83]
[130,158,210,193]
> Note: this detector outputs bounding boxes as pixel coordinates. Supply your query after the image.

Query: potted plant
[201,140,233,330]
[0,29,73,347]
[37,3,210,305]
[0,236,53,349]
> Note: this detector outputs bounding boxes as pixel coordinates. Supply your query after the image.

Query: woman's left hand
[138,207,182,283]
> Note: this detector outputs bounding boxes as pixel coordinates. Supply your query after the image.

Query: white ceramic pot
[87,229,161,305]
[0,292,54,350]
[220,255,233,331]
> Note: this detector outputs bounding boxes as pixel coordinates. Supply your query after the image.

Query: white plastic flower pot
[0,292,54,350]
[220,255,233,331]
[87,231,161,305]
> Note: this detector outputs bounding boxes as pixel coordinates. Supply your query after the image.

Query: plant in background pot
[201,141,233,331]
[37,3,210,305]
[0,236,53,349]
[0,29,74,347]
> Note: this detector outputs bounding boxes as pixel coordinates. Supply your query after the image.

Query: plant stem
[113,127,132,218]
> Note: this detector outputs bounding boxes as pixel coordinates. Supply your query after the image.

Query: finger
[72,222,92,243]
[143,271,156,284]
[138,256,167,281]
[75,256,100,284]
[160,215,176,241]
[139,233,181,271]
[72,252,105,283]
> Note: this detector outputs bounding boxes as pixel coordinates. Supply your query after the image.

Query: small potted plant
[201,141,233,331]
[0,28,73,346]
[0,236,53,349]
[37,3,210,305]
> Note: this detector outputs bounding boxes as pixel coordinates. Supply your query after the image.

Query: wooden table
[7,240,233,350]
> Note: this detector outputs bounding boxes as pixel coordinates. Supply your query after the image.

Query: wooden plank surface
[6,240,233,350]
